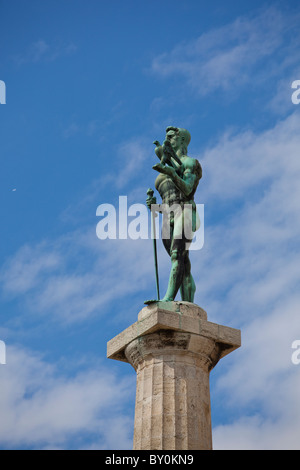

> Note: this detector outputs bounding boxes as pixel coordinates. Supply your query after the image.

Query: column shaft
[125,330,216,450]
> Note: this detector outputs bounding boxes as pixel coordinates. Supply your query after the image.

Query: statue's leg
[161,247,186,301]
[162,212,173,255]
[161,211,186,301]
[179,205,197,302]
[162,233,172,257]
[180,252,196,302]
[144,219,173,305]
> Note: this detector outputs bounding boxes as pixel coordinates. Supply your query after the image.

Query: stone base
[107,301,241,450]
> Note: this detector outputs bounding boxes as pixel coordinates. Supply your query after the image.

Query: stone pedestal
[107,301,241,450]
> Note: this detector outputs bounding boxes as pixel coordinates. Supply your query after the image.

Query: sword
[146,188,160,301]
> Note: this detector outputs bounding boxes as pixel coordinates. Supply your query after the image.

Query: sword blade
[151,209,160,300]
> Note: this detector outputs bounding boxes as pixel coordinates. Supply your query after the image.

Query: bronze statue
[146,126,202,303]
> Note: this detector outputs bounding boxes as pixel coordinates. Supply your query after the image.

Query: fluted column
[107,301,241,451]
[125,329,220,450]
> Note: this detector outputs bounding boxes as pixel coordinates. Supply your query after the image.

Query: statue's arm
[153,159,201,198]
[171,168,198,198]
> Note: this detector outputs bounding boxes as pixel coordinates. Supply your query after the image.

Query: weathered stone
[107,301,241,450]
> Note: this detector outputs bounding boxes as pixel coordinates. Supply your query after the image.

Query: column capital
[107,301,241,367]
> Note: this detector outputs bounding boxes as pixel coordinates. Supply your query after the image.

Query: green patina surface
[145,127,202,305]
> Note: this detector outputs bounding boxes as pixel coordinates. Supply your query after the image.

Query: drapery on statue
[146,126,202,304]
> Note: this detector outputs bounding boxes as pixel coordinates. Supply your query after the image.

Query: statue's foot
[144,297,174,305]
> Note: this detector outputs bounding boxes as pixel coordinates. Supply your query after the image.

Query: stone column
[107,301,241,450]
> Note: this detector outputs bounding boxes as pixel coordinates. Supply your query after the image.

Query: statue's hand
[152,163,175,177]
[146,195,156,210]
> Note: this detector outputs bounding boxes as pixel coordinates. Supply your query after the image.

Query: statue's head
[166,126,191,155]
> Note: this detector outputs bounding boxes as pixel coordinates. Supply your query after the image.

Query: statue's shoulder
[182,156,202,179]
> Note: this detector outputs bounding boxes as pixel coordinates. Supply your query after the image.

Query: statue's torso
[155,156,199,205]
[155,174,185,205]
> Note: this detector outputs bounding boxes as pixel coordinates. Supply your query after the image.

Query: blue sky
[1,0,300,449]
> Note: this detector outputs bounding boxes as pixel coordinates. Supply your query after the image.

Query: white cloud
[213,414,299,450]
[0,244,61,296]
[151,6,300,97]
[0,227,159,325]
[0,345,134,449]
[200,112,300,201]
[63,122,81,139]
[193,112,300,322]
[14,40,77,65]
[213,322,300,450]
[109,138,153,190]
